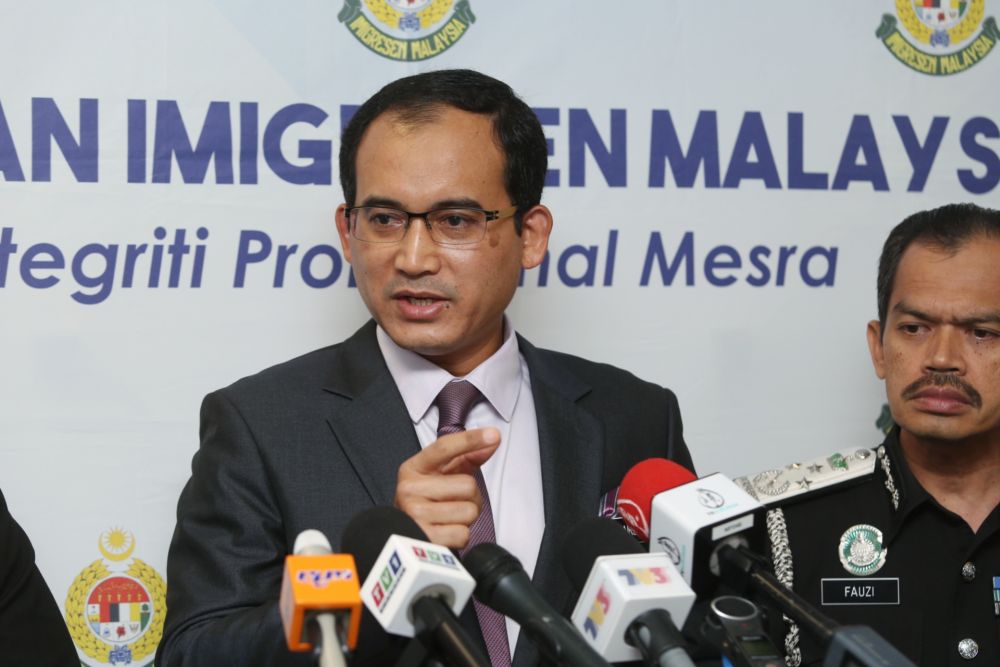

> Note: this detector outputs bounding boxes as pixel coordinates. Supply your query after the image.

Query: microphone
[279,529,361,667]
[617,458,696,543]
[341,506,489,667]
[635,467,912,667]
[462,542,612,667]
[630,461,766,596]
[716,545,916,667]
[564,517,696,667]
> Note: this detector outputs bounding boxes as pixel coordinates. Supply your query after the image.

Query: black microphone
[563,517,697,667]
[625,467,910,667]
[717,545,916,667]
[341,506,488,667]
[462,542,611,667]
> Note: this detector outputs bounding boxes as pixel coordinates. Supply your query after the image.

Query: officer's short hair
[877,203,1000,331]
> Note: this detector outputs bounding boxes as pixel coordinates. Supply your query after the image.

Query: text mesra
[520,230,837,288]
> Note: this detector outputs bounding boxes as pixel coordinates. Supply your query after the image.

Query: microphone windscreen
[340,506,428,580]
[561,517,644,593]
[616,458,696,541]
[461,542,522,603]
[293,528,333,555]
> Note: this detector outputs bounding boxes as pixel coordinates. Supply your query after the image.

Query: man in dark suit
[0,487,80,665]
[156,69,691,666]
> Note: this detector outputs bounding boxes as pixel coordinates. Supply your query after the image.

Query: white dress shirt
[376,318,544,654]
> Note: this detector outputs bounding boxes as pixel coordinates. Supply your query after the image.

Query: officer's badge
[64,528,166,666]
[838,524,887,576]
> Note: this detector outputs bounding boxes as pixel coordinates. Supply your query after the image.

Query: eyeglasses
[345,205,519,246]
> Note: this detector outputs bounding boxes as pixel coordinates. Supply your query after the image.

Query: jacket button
[961,561,976,582]
[958,638,979,660]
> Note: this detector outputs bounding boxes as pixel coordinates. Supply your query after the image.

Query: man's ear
[335,204,353,264]
[867,319,887,380]
[518,204,553,269]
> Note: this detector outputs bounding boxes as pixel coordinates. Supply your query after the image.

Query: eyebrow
[357,196,404,209]
[356,196,486,211]
[892,301,1000,326]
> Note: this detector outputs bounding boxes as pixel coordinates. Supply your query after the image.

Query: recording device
[341,506,489,667]
[641,462,766,595]
[463,542,612,667]
[563,517,697,667]
[716,545,916,667]
[700,596,785,667]
[279,529,361,667]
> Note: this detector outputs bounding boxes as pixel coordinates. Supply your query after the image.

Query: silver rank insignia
[838,524,887,576]
[733,448,877,506]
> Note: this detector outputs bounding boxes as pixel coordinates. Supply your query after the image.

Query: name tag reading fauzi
[820,578,900,606]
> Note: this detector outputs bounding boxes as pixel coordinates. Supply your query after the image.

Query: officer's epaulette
[732,447,878,507]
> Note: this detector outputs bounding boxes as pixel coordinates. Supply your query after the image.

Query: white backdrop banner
[2,1,998,664]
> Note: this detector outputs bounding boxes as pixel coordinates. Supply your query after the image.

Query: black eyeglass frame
[345,204,520,245]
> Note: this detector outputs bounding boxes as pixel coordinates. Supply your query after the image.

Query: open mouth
[404,297,438,306]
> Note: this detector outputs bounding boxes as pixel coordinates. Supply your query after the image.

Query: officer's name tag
[820,578,900,605]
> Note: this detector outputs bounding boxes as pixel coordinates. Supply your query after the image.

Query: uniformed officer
[736,203,1000,666]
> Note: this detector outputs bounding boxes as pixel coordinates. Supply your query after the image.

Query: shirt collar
[376,317,522,424]
[882,426,937,541]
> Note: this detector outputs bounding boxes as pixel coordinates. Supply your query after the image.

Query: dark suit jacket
[0,488,79,666]
[156,320,691,666]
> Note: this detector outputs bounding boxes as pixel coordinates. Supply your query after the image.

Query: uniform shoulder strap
[733,446,878,506]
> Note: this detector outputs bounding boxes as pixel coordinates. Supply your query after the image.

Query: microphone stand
[411,596,489,667]
[394,636,446,667]
[717,546,916,667]
[306,615,348,667]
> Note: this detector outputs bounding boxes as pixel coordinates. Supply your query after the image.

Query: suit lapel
[325,322,492,657]
[323,326,606,665]
[512,337,605,666]
[322,321,422,507]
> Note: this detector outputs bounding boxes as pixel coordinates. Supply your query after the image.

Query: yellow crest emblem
[64,528,166,666]
[876,0,999,75]
[338,0,477,61]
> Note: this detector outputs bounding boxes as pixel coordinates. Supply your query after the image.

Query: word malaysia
[0,98,997,193]
[0,226,837,305]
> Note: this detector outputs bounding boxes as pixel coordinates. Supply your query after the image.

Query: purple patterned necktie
[434,380,511,667]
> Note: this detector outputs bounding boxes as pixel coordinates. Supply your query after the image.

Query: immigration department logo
[338,0,476,61]
[64,528,166,666]
[876,0,999,75]
[838,524,888,576]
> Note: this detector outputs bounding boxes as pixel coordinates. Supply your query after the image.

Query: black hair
[339,69,548,233]
[877,202,1000,330]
